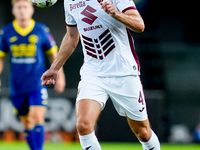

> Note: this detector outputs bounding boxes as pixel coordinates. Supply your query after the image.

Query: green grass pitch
[0,142,200,150]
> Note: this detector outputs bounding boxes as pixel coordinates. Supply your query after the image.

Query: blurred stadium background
[0,0,200,148]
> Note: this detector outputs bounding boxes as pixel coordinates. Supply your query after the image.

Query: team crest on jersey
[28,35,38,44]
[82,28,116,60]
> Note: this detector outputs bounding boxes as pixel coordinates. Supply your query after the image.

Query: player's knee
[135,128,151,142]
[76,119,93,135]
[21,116,35,129]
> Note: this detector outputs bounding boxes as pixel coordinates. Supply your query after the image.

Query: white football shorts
[76,75,148,121]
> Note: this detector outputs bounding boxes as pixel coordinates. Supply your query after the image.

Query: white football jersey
[64,0,141,77]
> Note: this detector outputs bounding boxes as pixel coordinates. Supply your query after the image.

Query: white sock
[140,130,161,150]
[79,131,101,150]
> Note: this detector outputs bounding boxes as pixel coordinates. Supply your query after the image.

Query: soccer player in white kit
[41,0,161,149]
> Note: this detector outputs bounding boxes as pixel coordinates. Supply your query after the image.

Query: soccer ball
[30,0,58,8]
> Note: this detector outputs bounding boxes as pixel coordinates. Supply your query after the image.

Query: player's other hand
[41,68,58,86]
[100,1,117,17]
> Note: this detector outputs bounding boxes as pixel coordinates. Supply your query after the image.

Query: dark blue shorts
[11,88,48,116]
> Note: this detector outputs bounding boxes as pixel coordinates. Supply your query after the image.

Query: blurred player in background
[41,0,160,150]
[0,0,65,150]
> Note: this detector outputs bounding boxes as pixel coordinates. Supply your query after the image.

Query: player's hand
[100,1,117,17]
[41,68,58,86]
[54,71,66,93]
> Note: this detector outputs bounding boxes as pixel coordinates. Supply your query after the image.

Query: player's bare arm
[48,52,66,93]
[41,26,79,86]
[100,1,145,32]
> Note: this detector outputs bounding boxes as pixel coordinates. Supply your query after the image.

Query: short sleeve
[41,25,58,55]
[114,0,137,13]
[64,0,77,26]
[0,28,8,58]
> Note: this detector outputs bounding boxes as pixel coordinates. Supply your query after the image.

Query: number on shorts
[138,91,144,105]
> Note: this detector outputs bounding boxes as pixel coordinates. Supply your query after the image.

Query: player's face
[12,0,34,21]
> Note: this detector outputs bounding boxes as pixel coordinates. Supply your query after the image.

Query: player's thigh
[76,76,108,109]
[76,99,102,134]
[29,106,46,123]
[76,76,108,124]
[127,117,152,141]
[28,88,48,123]
[76,76,109,134]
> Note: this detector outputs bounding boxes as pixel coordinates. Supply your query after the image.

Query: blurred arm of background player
[41,26,79,86]
[48,50,66,93]
[0,52,66,93]
[100,1,145,32]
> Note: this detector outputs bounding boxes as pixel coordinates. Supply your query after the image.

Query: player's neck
[16,19,32,29]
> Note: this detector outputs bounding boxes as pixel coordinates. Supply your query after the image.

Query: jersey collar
[13,19,35,36]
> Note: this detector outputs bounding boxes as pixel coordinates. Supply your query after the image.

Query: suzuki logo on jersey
[81,5,97,25]
[82,29,116,60]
